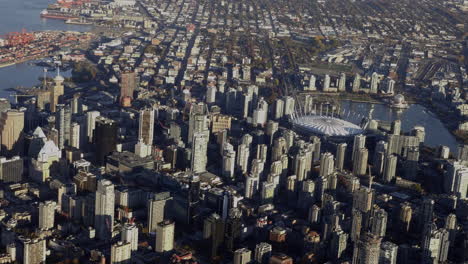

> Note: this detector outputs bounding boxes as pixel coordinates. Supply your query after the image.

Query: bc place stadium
[289,100,366,139]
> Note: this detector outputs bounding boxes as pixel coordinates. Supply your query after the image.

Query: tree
[72,61,98,82]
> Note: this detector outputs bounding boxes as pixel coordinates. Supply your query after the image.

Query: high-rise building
[371,208,387,237]
[383,154,397,183]
[121,223,138,253]
[254,242,272,264]
[252,98,268,126]
[236,143,250,174]
[323,74,331,91]
[155,220,175,253]
[206,85,217,104]
[245,174,259,198]
[111,241,131,264]
[329,227,347,260]
[188,103,210,144]
[0,109,24,157]
[352,134,366,161]
[95,179,115,240]
[319,152,335,177]
[336,143,347,171]
[398,203,412,233]
[0,156,23,183]
[55,104,71,149]
[391,120,401,135]
[70,122,80,149]
[380,241,398,264]
[191,132,208,173]
[373,141,388,176]
[222,145,236,180]
[352,74,361,92]
[38,200,56,230]
[421,226,449,264]
[120,71,136,106]
[93,116,117,165]
[135,108,155,157]
[308,74,316,91]
[370,72,379,94]
[338,72,346,91]
[204,213,225,258]
[274,98,284,119]
[352,232,381,264]
[261,181,275,204]
[411,126,425,144]
[233,248,251,264]
[353,187,374,213]
[445,161,468,199]
[86,111,100,143]
[419,198,434,233]
[283,96,295,116]
[18,237,46,264]
[148,192,172,233]
[353,148,368,176]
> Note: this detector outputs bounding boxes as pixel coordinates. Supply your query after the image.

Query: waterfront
[0,0,91,35]
[0,0,89,98]
[341,100,459,154]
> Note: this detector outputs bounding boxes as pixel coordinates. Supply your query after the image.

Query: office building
[191,132,208,173]
[93,116,117,165]
[70,122,80,149]
[352,134,366,161]
[371,208,387,237]
[55,104,71,149]
[0,156,23,183]
[353,148,368,176]
[111,241,131,264]
[353,74,361,92]
[148,192,172,233]
[329,227,347,260]
[120,71,136,106]
[121,223,138,252]
[383,154,397,183]
[135,108,154,158]
[0,110,24,157]
[370,72,379,94]
[86,110,100,143]
[18,237,46,264]
[319,152,334,177]
[336,143,346,171]
[38,200,56,230]
[95,179,115,240]
[156,220,175,253]
[338,72,346,91]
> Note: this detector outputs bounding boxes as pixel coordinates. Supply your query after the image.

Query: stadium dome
[291,115,364,137]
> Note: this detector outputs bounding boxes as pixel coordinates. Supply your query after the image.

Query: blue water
[0,0,90,97]
[341,100,459,154]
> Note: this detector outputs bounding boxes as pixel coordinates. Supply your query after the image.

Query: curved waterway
[340,100,459,154]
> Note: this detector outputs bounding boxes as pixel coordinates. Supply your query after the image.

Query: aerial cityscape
[0,0,467,263]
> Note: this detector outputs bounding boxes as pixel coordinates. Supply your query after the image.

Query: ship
[40,9,79,20]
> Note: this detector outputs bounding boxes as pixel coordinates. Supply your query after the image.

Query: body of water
[0,0,90,96]
[340,100,459,154]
